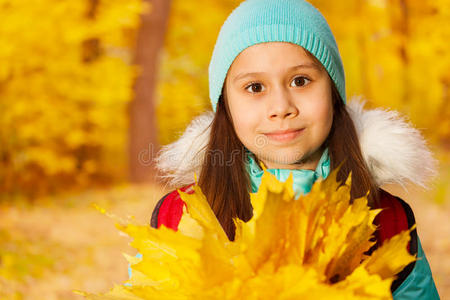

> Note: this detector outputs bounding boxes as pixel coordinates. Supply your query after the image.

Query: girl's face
[224,42,333,170]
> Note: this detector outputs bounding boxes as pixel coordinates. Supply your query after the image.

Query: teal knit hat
[208,0,346,111]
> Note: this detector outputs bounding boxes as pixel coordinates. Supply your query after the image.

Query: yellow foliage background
[0,0,144,198]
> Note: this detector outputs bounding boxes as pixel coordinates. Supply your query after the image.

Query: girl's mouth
[264,128,305,143]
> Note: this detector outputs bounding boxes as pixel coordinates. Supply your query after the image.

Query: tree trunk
[129,0,171,182]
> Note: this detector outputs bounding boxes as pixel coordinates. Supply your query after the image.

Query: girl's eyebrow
[232,63,321,83]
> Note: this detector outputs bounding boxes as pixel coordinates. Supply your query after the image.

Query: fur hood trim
[155,97,437,189]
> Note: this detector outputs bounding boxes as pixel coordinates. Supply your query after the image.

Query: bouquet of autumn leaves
[81,169,416,300]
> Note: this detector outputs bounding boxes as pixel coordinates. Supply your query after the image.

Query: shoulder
[375,189,418,293]
[377,190,441,298]
[376,189,417,244]
[150,184,195,230]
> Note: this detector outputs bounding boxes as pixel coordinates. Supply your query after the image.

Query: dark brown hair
[328,84,379,205]
[198,76,379,242]
[197,94,253,240]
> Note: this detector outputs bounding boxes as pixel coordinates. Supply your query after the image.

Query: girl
[149,0,440,298]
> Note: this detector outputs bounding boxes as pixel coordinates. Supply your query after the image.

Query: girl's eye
[245,82,265,93]
[244,76,310,93]
[290,76,311,87]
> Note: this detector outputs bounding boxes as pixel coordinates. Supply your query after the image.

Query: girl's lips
[264,128,305,142]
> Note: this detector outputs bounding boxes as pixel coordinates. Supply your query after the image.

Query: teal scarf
[245,148,331,198]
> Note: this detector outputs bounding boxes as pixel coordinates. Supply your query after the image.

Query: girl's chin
[254,154,308,169]
[251,147,322,170]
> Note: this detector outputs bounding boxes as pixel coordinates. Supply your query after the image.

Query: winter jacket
[136,98,440,299]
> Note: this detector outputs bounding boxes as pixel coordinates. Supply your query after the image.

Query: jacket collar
[246,147,331,197]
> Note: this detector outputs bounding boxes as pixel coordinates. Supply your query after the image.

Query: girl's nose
[267,88,299,120]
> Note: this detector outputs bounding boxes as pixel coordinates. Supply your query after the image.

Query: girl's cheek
[305,88,332,121]
[232,98,264,123]
[235,116,257,135]
[233,114,260,145]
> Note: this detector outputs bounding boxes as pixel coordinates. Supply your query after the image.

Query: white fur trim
[347,96,437,188]
[154,111,214,187]
[156,97,438,189]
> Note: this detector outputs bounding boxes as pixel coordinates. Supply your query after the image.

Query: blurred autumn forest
[0,0,449,299]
